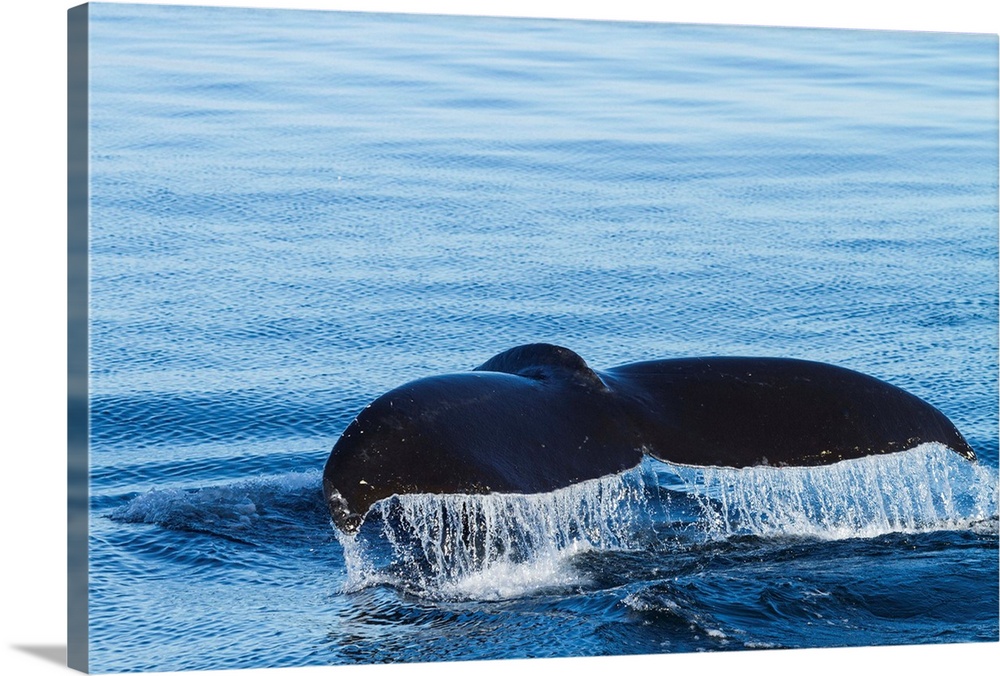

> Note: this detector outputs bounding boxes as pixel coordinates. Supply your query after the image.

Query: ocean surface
[85,4,999,673]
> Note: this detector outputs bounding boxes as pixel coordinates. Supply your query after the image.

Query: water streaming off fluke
[337,466,650,599]
[337,444,998,598]
[671,443,999,540]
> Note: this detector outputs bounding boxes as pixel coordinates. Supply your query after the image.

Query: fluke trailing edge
[322,344,976,533]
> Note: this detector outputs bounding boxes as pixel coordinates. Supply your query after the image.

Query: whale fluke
[323,344,975,533]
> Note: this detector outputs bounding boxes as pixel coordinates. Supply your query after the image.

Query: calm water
[86,4,999,673]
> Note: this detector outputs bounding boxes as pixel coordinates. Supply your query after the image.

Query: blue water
[85,4,999,673]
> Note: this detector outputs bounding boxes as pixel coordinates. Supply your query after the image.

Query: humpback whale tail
[323,344,976,533]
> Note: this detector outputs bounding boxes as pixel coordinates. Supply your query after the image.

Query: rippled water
[86,4,998,673]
